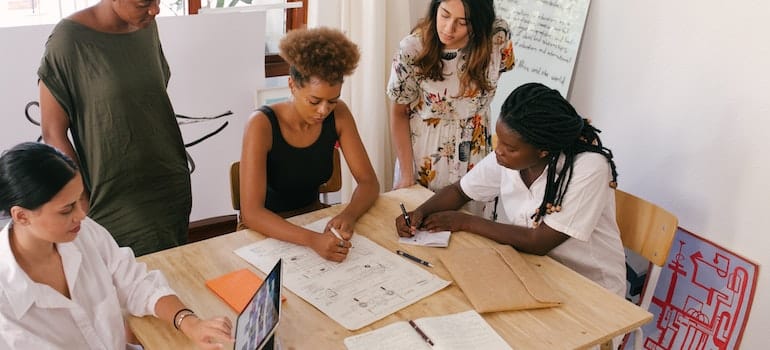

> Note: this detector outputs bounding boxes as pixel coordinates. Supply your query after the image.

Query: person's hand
[179,315,234,350]
[393,177,416,190]
[325,213,355,240]
[310,229,352,262]
[395,209,425,237]
[420,210,469,232]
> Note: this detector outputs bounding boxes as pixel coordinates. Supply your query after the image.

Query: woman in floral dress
[388,0,514,212]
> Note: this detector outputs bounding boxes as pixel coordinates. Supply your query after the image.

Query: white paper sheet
[398,230,451,247]
[344,310,512,350]
[234,218,451,330]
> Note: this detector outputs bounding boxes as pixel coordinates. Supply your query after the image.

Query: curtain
[308,0,424,200]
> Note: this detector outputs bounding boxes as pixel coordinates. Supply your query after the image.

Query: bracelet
[173,308,194,330]
[177,311,197,331]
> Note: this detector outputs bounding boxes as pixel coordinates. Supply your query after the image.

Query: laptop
[234,259,282,350]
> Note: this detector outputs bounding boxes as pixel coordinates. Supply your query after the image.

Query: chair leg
[633,328,643,350]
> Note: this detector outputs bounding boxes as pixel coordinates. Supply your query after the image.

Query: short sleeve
[460,152,502,202]
[386,34,422,105]
[154,23,171,86]
[543,153,613,241]
[37,26,76,121]
[492,18,515,73]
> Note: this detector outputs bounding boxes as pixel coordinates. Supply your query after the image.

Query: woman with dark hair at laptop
[0,142,234,349]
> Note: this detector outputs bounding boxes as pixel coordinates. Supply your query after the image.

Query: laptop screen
[234,259,282,350]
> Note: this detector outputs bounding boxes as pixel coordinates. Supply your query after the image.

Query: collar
[516,153,568,188]
[0,221,82,319]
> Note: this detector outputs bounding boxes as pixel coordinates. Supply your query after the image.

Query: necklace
[441,50,458,60]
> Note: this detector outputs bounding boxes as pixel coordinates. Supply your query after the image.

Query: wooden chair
[230,147,342,212]
[609,189,678,350]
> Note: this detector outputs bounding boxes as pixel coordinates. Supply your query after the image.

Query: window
[0,0,306,77]
[0,0,187,27]
[191,0,307,77]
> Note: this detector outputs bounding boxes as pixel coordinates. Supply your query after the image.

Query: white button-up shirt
[460,152,627,297]
[0,217,175,349]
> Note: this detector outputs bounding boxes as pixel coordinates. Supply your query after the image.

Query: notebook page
[417,310,512,350]
[344,321,431,350]
[398,230,450,247]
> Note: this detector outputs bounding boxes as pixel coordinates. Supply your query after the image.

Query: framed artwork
[625,227,759,349]
[255,86,290,107]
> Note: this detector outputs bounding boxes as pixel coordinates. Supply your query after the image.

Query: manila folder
[440,245,561,313]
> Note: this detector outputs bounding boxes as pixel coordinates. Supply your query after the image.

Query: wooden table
[128,186,651,349]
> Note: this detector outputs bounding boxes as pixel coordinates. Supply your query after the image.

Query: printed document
[234,218,451,330]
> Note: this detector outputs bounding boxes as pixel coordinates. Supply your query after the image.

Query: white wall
[566,1,769,346]
[0,12,265,222]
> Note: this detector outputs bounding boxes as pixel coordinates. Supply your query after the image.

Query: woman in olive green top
[38,0,191,256]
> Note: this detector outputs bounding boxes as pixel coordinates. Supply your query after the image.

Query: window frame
[188,0,307,77]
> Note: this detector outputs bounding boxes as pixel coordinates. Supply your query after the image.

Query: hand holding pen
[396,203,423,237]
[311,222,353,262]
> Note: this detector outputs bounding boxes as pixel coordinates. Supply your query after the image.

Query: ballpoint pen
[396,250,433,268]
[408,320,434,346]
[399,202,412,228]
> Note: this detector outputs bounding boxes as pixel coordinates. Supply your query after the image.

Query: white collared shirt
[460,152,627,297]
[0,217,175,350]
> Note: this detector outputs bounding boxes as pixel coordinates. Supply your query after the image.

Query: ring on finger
[337,240,344,248]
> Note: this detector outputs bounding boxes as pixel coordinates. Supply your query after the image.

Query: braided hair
[499,83,618,226]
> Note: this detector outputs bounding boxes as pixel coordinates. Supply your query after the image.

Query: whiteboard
[491,0,591,124]
[0,11,265,221]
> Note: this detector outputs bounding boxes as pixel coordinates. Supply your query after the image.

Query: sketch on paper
[235,218,451,330]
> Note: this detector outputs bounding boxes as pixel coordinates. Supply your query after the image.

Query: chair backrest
[614,189,678,350]
[230,161,242,211]
[318,147,342,193]
[615,189,678,267]
[229,147,343,211]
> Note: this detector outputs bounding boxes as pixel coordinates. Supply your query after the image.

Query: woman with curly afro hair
[239,27,379,262]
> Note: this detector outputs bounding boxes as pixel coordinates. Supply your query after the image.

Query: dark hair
[0,142,79,214]
[499,83,618,224]
[412,0,496,95]
[279,27,360,87]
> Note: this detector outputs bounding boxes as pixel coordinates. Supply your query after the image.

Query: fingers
[207,317,233,338]
[395,215,412,237]
[320,233,352,262]
[192,317,235,350]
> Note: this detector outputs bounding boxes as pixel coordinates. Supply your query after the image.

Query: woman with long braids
[395,83,626,297]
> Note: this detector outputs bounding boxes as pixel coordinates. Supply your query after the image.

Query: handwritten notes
[491,0,591,121]
[234,218,450,330]
[398,230,451,247]
[343,310,512,350]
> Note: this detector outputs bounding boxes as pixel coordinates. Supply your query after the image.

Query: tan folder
[440,245,562,313]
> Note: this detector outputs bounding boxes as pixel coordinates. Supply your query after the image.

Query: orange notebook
[205,268,284,312]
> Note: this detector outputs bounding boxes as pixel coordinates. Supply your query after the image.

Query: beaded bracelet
[173,308,194,330]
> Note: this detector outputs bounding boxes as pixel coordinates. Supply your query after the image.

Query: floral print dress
[387,18,515,193]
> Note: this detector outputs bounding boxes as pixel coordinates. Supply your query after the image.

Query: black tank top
[260,106,338,212]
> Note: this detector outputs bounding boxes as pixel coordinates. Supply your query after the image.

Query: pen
[400,202,412,228]
[396,250,433,268]
[408,319,434,346]
[330,227,344,240]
